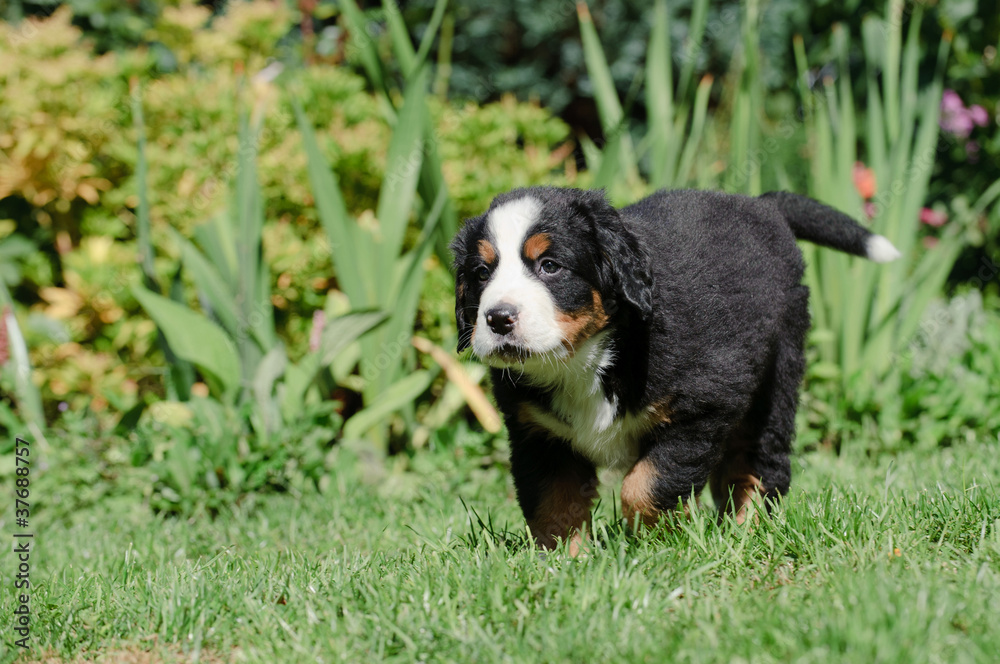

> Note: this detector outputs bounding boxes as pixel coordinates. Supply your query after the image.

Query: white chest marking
[521,336,661,470]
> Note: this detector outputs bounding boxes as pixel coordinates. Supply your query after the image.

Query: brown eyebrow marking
[477,239,497,264]
[522,232,552,261]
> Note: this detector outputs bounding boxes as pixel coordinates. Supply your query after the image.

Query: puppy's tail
[760,191,901,263]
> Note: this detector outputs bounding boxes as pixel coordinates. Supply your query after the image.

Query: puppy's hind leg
[711,285,809,523]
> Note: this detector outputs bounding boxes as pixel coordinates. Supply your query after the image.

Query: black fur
[452,187,891,544]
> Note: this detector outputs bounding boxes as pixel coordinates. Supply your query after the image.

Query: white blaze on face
[472,197,565,363]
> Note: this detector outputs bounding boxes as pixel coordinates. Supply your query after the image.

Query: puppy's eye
[474,266,490,281]
[540,259,561,275]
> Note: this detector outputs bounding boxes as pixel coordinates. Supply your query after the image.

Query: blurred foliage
[800,290,1000,454]
[0,3,573,428]
[0,0,997,476]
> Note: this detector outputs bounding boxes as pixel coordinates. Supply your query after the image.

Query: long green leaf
[413,0,449,72]
[338,0,391,102]
[375,66,430,295]
[172,230,249,345]
[318,310,390,367]
[577,2,637,181]
[674,75,714,185]
[645,0,673,187]
[133,285,242,397]
[253,344,287,435]
[131,84,157,293]
[292,98,373,306]
[382,0,416,76]
[0,285,47,447]
[234,114,274,356]
[342,370,434,440]
[677,0,709,102]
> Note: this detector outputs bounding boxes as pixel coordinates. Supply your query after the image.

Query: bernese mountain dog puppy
[451,187,899,553]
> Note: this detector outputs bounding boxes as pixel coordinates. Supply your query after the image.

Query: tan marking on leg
[709,441,766,525]
[730,474,764,525]
[522,232,552,261]
[648,396,674,425]
[556,290,609,353]
[527,466,598,556]
[621,457,662,528]
[477,239,496,264]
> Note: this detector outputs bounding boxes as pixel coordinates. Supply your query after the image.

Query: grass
[5,433,1000,663]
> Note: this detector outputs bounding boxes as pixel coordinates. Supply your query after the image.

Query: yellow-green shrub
[1,4,574,419]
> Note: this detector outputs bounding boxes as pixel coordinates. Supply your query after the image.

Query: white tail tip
[866,234,901,263]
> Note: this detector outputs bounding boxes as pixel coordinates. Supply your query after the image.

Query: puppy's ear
[577,191,653,321]
[450,224,475,352]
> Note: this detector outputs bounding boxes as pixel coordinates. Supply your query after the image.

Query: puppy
[450,187,899,551]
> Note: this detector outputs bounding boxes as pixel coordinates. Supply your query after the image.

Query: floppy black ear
[450,225,475,352]
[577,191,653,321]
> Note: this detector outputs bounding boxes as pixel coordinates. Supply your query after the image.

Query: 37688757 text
[13,436,33,649]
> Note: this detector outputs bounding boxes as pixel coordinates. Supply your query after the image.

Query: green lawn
[5,435,1000,664]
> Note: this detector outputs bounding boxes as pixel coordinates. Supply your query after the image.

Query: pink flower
[940,89,990,138]
[852,162,877,199]
[922,236,940,249]
[970,105,989,126]
[919,207,948,227]
[941,89,964,113]
[309,310,326,352]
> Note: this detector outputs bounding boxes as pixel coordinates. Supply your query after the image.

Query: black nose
[486,305,518,336]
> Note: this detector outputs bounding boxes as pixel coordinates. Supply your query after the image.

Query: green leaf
[292,97,374,306]
[0,295,45,437]
[281,310,390,419]
[645,0,673,187]
[173,230,246,345]
[194,211,238,287]
[253,344,287,434]
[342,370,434,440]
[376,66,430,295]
[577,2,637,181]
[338,0,390,102]
[382,0,416,76]
[413,0,449,73]
[318,310,390,366]
[133,285,242,397]
[131,83,157,293]
[234,115,275,352]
